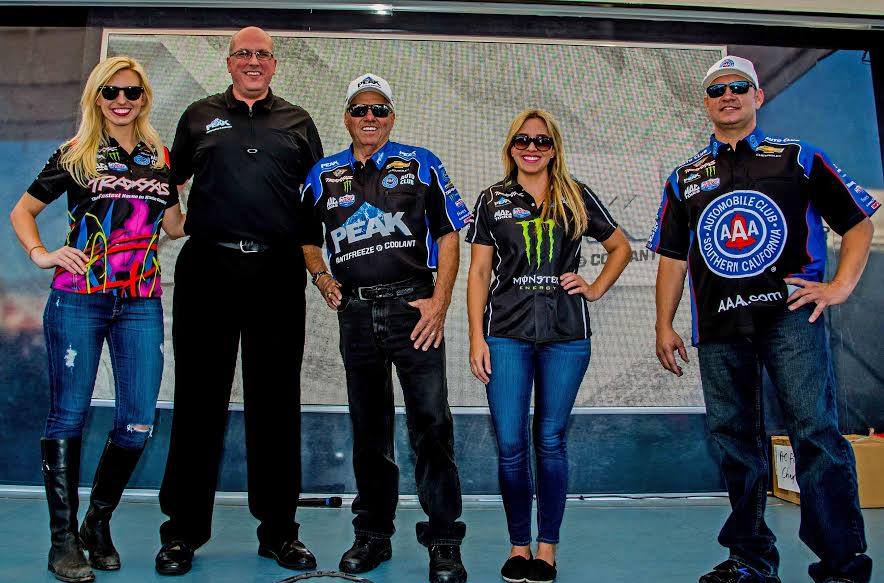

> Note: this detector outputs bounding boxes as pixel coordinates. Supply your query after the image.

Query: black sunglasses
[229,49,274,61]
[511,134,554,152]
[347,103,392,118]
[705,80,754,98]
[99,85,144,101]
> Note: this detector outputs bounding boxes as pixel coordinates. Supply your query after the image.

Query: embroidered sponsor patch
[698,191,787,278]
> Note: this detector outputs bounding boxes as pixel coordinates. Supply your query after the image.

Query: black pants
[337,285,464,545]
[159,238,307,548]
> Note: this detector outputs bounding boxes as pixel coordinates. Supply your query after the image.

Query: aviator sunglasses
[347,103,392,118]
[511,134,554,152]
[99,85,144,101]
[705,80,754,98]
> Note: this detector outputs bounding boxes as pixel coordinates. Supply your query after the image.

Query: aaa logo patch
[698,191,787,278]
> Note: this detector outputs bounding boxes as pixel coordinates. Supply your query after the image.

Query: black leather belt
[344,277,433,301]
[214,240,270,253]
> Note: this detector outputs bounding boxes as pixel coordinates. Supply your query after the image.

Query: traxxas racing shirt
[302,140,472,287]
[467,177,617,342]
[647,127,879,345]
[170,86,323,248]
[28,139,178,297]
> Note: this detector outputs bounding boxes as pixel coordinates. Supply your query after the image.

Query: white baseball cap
[345,73,395,109]
[702,56,759,89]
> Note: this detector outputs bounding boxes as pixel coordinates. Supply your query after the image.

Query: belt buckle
[356,287,370,301]
[239,240,259,254]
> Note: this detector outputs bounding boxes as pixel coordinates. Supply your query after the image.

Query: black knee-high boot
[79,438,145,570]
[41,437,95,583]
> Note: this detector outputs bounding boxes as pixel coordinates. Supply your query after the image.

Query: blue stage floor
[1,494,881,582]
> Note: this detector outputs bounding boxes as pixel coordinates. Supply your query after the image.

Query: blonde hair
[502,108,587,239]
[60,56,164,187]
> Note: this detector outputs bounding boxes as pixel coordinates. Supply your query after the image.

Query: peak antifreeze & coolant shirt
[302,140,472,288]
[647,127,879,345]
[467,177,618,342]
[28,139,178,297]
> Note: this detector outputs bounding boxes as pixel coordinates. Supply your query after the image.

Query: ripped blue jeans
[43,289,163,450]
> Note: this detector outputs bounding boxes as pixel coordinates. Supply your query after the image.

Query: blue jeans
[485,336,590,545]
[43,289,163,450]
[698,305,871,583]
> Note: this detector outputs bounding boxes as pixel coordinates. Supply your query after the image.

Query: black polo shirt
[647,127,879,345]
[302,140,472,288]
[466,177,618,342]
[170,85,323,249]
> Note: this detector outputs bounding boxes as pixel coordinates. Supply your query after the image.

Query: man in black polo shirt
[302,74,471,583]
[649,55,877,583]
[154,26,323,576]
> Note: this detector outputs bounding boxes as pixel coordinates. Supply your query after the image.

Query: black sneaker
[429,544,467,583]
[699,560,782,583]
[339,535,392,574]
[501,554,532,582]
[526,558,556,583]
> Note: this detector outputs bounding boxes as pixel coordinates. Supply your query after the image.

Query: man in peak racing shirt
[649,55,876,583]
[301,74,471,583]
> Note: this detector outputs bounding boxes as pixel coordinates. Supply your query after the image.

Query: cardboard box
[771,434,884,508]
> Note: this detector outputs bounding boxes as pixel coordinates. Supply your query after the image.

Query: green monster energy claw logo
[704,165,716,177]
[107,150,121,162]
[517,218,555,268]
[343,179,352,193]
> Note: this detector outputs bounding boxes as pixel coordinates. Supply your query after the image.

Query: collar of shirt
[223,85,275,113]
[100,136,153,159]
[343,139,399,171]
[501,175,546,213]
[709,125,766,158]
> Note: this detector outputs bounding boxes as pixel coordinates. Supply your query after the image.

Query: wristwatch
[311,270,330,286]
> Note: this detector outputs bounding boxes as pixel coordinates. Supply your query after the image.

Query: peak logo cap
[345,73,395,109]
[702,55,759,89]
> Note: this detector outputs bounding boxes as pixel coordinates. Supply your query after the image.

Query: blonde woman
[466,109,630,583]
[9,56,184,582]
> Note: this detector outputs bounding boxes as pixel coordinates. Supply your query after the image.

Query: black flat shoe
[339,535,392,574]
[155,540,194,576]
[258,538,317,570]
[501,554,532,582]
[526,558,557,583]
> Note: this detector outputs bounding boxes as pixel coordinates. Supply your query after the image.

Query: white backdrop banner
[100,30,726,406]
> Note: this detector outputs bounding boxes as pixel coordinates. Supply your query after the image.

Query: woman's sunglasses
[347,103,392,118]
[511,134,554,152]
[705,80,754,99]
[99,85,145,101]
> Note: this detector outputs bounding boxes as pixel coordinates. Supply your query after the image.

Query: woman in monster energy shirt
[466,109,630,583]
[9,56,185,582]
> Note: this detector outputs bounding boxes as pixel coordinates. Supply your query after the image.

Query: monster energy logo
[107,150,121,162]
[704,165,716,177]
[343,180,352,193]
[517,218,555,268]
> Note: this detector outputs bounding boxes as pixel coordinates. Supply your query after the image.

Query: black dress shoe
[339,535,393,574]
[258,538,317,570]
[155,541,194,576]
[429,544,467,583]
[526,558,557,583]
[501,554,531,582]
[699,560,782,583]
